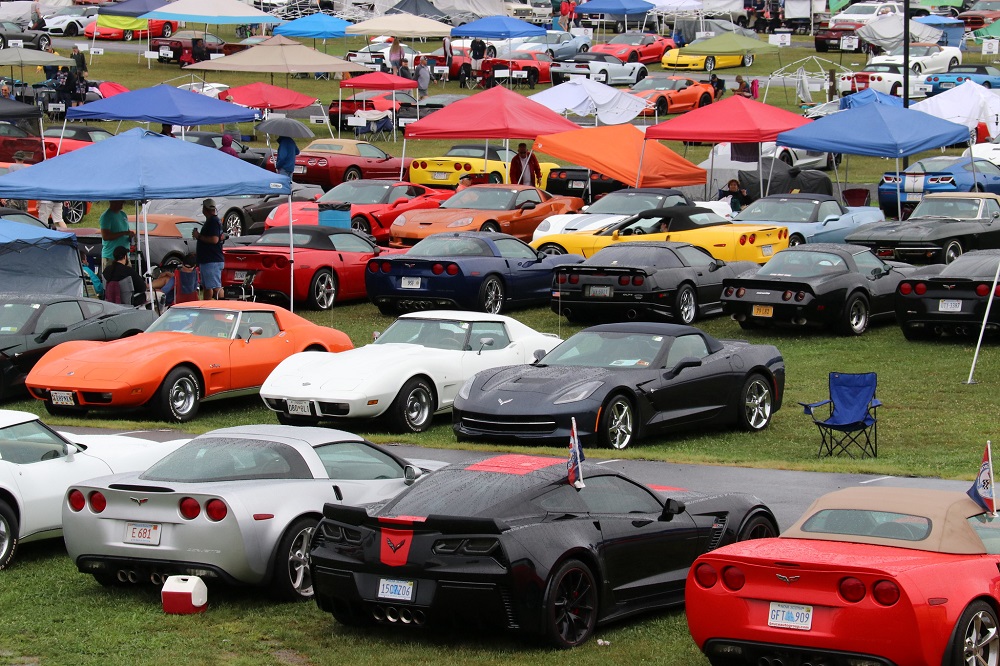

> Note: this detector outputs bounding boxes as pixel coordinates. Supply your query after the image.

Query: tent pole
[142,202,153,310]
[338,88,342,139]
[707,144,715,200]
[399,137,407,180]
[966,256,1000,384]
[896,156,901,221]
[635,138,647,188]
[832,156,841,202]
[288,191,295,313]
[57,115,68,157]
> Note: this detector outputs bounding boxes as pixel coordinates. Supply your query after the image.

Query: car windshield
[0,418,69,464]
[632,77,685,91]
[887,44,931,56]
[904,156,961,173]
[146,307,238,339]
[909,198,982,219]
[609,34,643,45]
[0,302,38,334]
[441,188,515,211]
[841,4,878,13]
[614,210,726,234]
[970,0,1000,9]
[540,330,668,368]
[588,191,685,214]
[254,231,310,247]
[320,181,391,204]
[408,235,492,257]
[736,199,820,223]
[140,437,312,482]
[801,508,931,541]
[758,251,847,278]
[374,317,471,350]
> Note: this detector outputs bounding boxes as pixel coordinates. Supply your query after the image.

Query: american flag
[567,417,585,489]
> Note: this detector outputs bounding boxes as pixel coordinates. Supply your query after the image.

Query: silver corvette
[62,425,442,600]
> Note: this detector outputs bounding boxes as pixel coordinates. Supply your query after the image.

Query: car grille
[458,413,557,435]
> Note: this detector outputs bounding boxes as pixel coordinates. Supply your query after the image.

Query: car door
[493,236,552,303]
[356,143,398,178]
[228,311,290,390]
[852,250,896,314]
[579,474,701,605]
[16,300,89,375]
[647,334,739,426]
[508,188,546,238]
[674,244,725,307]
[811,200,852,243]
[326,232,381,300]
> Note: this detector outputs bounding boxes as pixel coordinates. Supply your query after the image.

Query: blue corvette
[732,194,884,246]
[925,65,1000,95]
[877,156,1000,216]
[366,232,583,315]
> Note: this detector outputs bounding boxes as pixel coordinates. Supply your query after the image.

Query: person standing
[388,38,404,75]
[38,200,67,231]
[470,37,487,72]
[100,200,134,272]
[509,142,541,186]
[441,35,453,82]
[56,66,76,112]
[397,58,412,80]
[275,135,299,177]
[413,56,430,100]
[191,199,225,300]
[70,45,87,77]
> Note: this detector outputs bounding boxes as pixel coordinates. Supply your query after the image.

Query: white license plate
[159,46,170,55]
[377,578,414,601]
[432,172,450,180]
[588,285,612,297]
[401,277,421,289]
[293,165,306,174]
[123,522,161,546]
[939,299,962,312]
[234,271,248,281]
[51,390,75,406]
[761,244,773,256]
[941,82,955,88]
[903,192,922,201]
[287,399,311,416]
[570,180,586,189]
[767,601,813,631]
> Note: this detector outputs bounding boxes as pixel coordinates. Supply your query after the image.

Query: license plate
[123,522,161,546]
[588,285,612,297]
[939,299,962,312]
[903,192,922,201]
[51,390,75,406]
[761,244,773,256]
[287,400,311,416]
[941,82,954,88]
[159,46,170,55]
[377,578,414,601]
[293,165,306,174]
[432,172,449,180]
[570,180,586,189]
[234,271,248,281]
[767,601,813,631]
[401,277,421,289]
[752,304,773,317]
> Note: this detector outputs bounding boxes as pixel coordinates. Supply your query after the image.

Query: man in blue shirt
[275,136,299,177]
[191,199,226,300]
[100,200,133,272]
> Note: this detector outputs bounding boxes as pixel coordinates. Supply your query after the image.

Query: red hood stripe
[465,454,563,475]
[648,484,687,492]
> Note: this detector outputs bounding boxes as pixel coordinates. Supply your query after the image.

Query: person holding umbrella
[257,117,315,178]
[276,136,299,178]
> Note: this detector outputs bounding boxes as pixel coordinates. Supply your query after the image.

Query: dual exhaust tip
[115,570,166,585]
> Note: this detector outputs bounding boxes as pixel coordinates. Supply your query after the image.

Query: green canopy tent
[678,31,781,70]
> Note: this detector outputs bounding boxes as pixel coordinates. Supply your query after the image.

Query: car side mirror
[612,230,620,240]
[708,260,722,272]
[403,464,422,485]
[822,215,838,225]
[34,326,68,343]
[477,337,495,355]
[313,193,322,200]
[536,250,547,260]
[659,498,686,522]
[519,201,537,211]
[666,356,702,378]
[245,326,263,343]
[532,348,546,362]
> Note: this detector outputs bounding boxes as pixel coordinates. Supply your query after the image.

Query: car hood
[404,208,488,225]
[32,332,211,380]
[847,218,964,242]
[478,364,615,395]
[62,432,188,472]
[265,344,445,393]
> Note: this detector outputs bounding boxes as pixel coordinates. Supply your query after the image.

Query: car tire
[778,151,793,166]
[269,517,316,601]
[343,166,362,182]
[788,233,805,246]
[948,57,958,70]
[742,53,754,66]
[276,412,320,427]
[544,559,598,649]
[627,51,638,63]
[704,56,715,72]
[911,62,922,75]
[387,377,435,433]
[674,283,697,324]
[63,201,86,225]
[526,69,539,88]
[38,35,50,51]
[162,23,173,37]
[949,601,999,666]
[307,269,337,310]
[350,215,371,234]
[580,44,589,52]
[479,221,500,233]
[44,401,87,417]
[737,373,773,431]
[698,93,712,107]
[65,24,78,37]
[488,171,503,183]
[986,81,993,89]
[0,500,18,571]
[123,30,133,41]
[635,67,647,82]
[0,37,7,50]
[839,292,870,336]
[594,69,608,83]
[599,393,635,449]
[614,20,626,32]
[737,514,778,541]
[655,97,668,115]
[890,82,901,96]
[156,367,201,423]
[546,49,555,58]
[478,275,504,314]
[223,209,246,237]
[943,238,963,264]
[538,243,566,256]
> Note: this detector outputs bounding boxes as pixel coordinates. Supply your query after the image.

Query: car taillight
[872,580,900,606]
[619,275,630,286]
[367,261,379,273]
[418,161,427,169]
[927,176,954,185]
[68,489,85,512]
[317,158,328,167]
[736,287,746,298]
[839,576,866,603]
[748,233,756,244]
[782,290,793,301]
[569,274,579,284]
[262,255,275,268]
[274,256,289,269]
[721,566,745,591]
[205,499,228,522]
[381,261,392,273]
[432,263,444,274]
[724,286,735,297]
[977,283,990,297]
[88,491,106,513]
[557,273,567,284]
[693,563,718,588]
[454,163,462,171]
[633,275,644,286]
[899,282,912,295]
[996,285,1000,298]
[739,234,747,245]
[914,282,927,295]
[464,163,472,171]
[179,497,201,520]
[446,263,459,275]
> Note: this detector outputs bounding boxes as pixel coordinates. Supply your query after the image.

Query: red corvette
[424,45,472,79]
[328,91,417,128]
[264,179,451,245]
[222,226,405,310]
[686,486,1000,666]
[268,139,412,191]
[481,52,554,86]
[591,32,675,64]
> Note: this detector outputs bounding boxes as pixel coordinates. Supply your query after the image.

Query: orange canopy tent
[533,124,706,189]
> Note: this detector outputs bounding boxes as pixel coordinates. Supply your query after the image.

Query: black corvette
[452,323,784,449]
[895,250,1000,340]
[721,244,917,336]
[551,242,758,324]
[0,293,156,401]
[310,453,779,648]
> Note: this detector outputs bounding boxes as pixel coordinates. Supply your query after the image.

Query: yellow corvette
[409,144,557,187]
[530,205,788,263]
[661,39,754,71]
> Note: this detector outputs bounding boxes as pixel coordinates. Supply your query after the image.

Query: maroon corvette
[268,138,412,191]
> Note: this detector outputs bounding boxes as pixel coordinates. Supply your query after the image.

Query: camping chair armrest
[870,398,882,409]
[799,399,831,415]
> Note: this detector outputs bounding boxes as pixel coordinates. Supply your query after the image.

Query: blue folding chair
[800,372,880,459]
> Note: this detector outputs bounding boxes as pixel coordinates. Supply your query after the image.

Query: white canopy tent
[856,15,942,52]
[345,12,454,37]
[528,78,648,125]
[912,79,1000,137]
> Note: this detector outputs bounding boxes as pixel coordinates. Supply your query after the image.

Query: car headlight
[447,217,474,228]
[536,220,550,233]
[266,208,277,220]
[393,215,407,226]
[554,381,603,404]
[457,377,475,400]
[616,49,627,55]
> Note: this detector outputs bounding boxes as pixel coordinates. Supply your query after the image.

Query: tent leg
[288,192,295,314]
[399,138,407,181]
[966,258,1000,384]
[635,139,647,188]
[896,157,901,221]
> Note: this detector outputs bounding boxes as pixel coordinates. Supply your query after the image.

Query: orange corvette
[388,184,584,248]
[25,302,353,423]
[631,75,717,116]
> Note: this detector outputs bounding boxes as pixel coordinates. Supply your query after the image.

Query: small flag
[567,417,585,489]
[968,441,996,515]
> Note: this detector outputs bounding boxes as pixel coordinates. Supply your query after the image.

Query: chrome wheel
[840,293,870,336]
[0,500,15,570]
[393,379,433,432]
[157,367,200,422]
[788,234,805,246]
[308,270,337,310]
[224,210,245,237]
[704,56,715,71]
[285,525,314,598]
[742,53,754,66]
[343,167,361,182]
[168,376,197,419]
[538,243,566,256]
[601,396,634,449]
[351,215,371,234]
[944,239,963,264]
[738,515,777,540]
[479,276,504,314]
[740,375,772,431]
[957,602,1000,666]
[675,284,696,324]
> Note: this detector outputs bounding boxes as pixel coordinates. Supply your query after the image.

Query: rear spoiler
[556,265,650,276]
[322,503,510,535]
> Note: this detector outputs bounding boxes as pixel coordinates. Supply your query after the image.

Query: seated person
[191,38,209,63]
[733,75,752,98]
[726,179,750,212]
[160,253,200,307]
[710,74,725,100]
[102,246,145,306]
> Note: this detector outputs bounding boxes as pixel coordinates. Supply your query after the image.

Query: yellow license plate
[752,305,773,317]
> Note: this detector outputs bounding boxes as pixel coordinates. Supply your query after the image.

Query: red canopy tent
[644,96,811,143]
[337,71,418,139]
[221,82,317,110]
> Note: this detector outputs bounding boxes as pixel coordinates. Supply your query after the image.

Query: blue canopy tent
[0,221,83,296]
[915,15,966,49]
[66,84,259,126]
[776,103,970,218]
[450,16,547,39]
[573,0,656,36]
[273,13,351,48]
[838,87,904,110]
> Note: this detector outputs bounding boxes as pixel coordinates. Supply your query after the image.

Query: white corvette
[550,52,647,85]
[870,43,962,76]
[260,311,562,433]
[0,410,186,570]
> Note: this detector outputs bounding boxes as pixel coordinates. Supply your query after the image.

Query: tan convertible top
[782,486,988,555]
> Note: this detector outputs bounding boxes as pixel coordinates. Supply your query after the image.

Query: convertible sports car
[845,193,1000,264]
[591,32,676,64]
[530,206,788,263]
[721,244,916,335]
[0,121,91,163]
[453,323,785,448]
[532,188,694,242]
[85,18,177,41]
[551,242,758,324]
[408,144,559,188]
[813,20,867,53]
[894,249,1000,339]
[311,452,778,647]
[837,63,932,97]
[388,185,585,247]
[926,65,1000,94]
[62,425,440,599]
[733,194,885,246]
[480,52,554,87]
[264,180,451,244]
[42,126,114,144]
[686,486,1000,666]
[42,6,98,37]
[870,42,961,76]
[261,311,561,431]
[512,30,591,59]
[661,39,754,72]
[631,75,716,116]
[877,156,1000,216]
[368,232,582,315]
[0,293,156,401]
[424,45,472,80]
[221,227,402,310]
[0,410,185,571]
[550,52,648,85]
[24,302,353,422]
[0,21,51,50]
[277,139,411,191]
